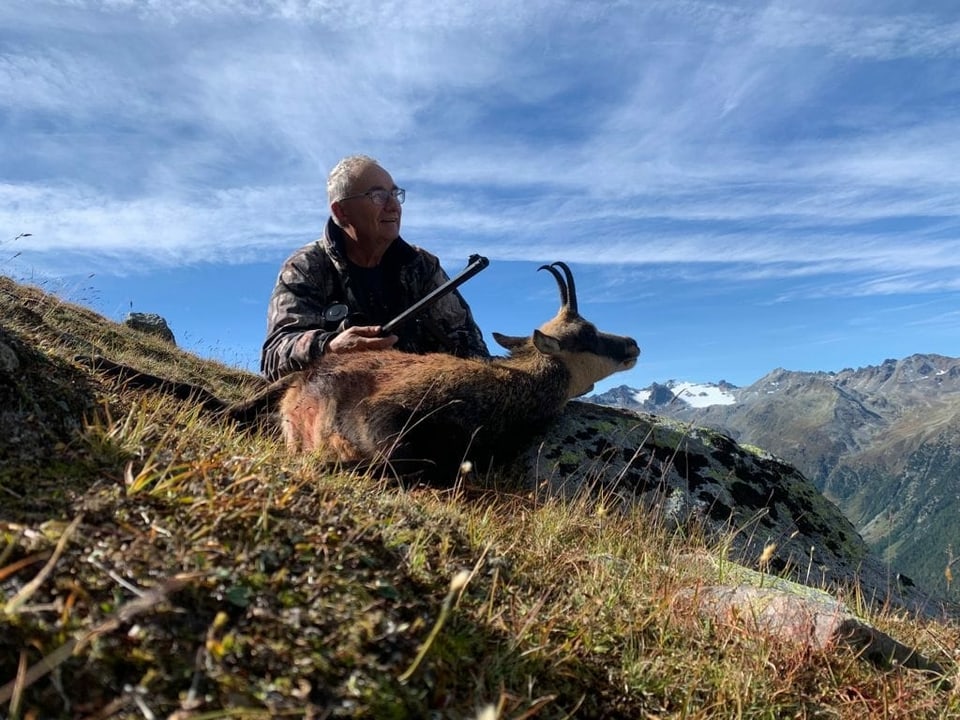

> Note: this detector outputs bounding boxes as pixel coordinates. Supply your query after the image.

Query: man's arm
[260,247,398,380]
[260,252,338,381]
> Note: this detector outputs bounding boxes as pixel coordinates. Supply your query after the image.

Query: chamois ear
[492,332,529,350]
[532,329,562,355]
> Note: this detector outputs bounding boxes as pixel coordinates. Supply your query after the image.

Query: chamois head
[492,262,640,397]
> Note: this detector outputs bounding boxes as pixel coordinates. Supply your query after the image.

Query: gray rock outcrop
[514,402,951,619]
[124,312,176,344]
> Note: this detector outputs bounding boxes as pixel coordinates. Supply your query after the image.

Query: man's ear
[331,201,347,226]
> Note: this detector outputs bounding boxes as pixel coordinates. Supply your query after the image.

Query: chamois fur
[280,262,640,480]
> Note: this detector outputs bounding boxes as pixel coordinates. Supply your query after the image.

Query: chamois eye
[578,325,599,344]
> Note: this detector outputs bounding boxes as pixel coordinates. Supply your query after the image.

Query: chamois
[280,262,640,480]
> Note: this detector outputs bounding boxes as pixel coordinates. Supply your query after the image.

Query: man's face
[334,163,403,250]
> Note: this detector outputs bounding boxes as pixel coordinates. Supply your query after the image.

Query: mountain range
[589,353,960,597]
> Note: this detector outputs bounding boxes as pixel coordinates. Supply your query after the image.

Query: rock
[124,312,176,344]
[672,554,945,676]
[512,402,951,617]
[685,584,941,673]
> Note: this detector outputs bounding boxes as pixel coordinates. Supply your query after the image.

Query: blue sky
[4,1,960,393]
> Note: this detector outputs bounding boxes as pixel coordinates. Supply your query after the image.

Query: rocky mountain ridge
[589,353,960,596]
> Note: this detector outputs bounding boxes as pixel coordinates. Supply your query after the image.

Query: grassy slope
[1,275,958,719]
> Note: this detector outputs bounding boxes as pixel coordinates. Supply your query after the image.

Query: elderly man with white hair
[261,155,489,381]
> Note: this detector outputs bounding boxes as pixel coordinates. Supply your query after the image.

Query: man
[260,155,490,381]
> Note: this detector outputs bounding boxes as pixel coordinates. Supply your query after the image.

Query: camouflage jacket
[260,219,490,380]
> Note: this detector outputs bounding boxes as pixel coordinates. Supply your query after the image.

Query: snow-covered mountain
[590,379,738,411]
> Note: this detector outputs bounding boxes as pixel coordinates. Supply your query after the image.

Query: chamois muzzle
[619,338,641,369]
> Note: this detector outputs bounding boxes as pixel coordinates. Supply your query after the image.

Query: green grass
[1,274,958,718]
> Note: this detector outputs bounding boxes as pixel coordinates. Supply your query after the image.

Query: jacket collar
[323,217,417,272]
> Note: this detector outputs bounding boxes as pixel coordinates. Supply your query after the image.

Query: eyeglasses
[339,187,406,206]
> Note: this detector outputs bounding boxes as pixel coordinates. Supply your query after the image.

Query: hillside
[1,275,958,718]
[591,356,960,598]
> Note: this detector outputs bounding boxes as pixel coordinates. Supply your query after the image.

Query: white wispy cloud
[3,0,960,306]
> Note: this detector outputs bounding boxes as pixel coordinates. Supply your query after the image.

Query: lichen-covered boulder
[511,402,948,617]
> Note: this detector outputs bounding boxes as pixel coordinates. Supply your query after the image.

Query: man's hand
[327,325,398,354]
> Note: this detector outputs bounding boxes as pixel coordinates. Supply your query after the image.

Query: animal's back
[281,348,569,478]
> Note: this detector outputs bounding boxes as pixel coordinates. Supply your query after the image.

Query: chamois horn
[537,261,579,314]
